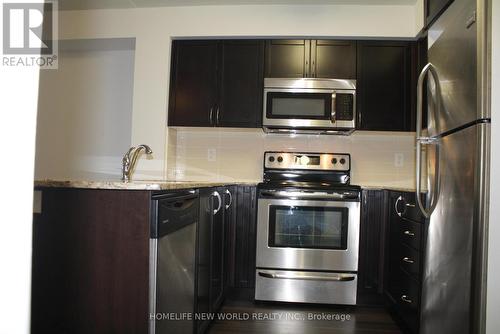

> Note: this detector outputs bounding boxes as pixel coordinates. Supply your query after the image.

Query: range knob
[277,156,283,163]
[340,158,346,165]
[268,156,275,162]
[332,158,338,164]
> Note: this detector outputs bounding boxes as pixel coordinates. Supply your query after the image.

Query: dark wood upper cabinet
[265,39,356,79]
[425,0,454,27]
[168,40,218,127]
[168,40,264,128]
[264,39,310,78]
[311,40,356,79]
[356,41,412,131]
[218,41,264,128]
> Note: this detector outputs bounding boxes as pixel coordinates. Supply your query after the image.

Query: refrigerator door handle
[416,63,441,219]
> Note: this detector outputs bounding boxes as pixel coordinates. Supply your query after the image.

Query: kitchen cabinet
[168,40,264,128]
[168,40,218,127]
[196,187,226,334]
[218,41,264,127]
[357,189,388,305]
[264,39,356,79]
[225,185,258,288]
[356,41,413,131]
[425,0,454,27]
[32,189,151,334]
[385,191,427,334]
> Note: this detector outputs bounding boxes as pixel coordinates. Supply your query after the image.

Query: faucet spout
[121,144,153,182]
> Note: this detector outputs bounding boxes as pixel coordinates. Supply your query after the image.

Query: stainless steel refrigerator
[416,0,491,333]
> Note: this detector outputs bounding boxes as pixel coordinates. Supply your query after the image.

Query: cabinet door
[426,0,454,27]
[357,189,387,305]
[168,40,218,127]
[210,188,225,313]
[218,41,264,128]
[356,41,412,131]
[265,39,310,78]
[224,186,237,287]
[228,186,257,288]
[311,40,356,79]
[196,188,213,334]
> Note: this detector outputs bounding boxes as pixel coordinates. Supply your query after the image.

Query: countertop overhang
[34,179,421,193]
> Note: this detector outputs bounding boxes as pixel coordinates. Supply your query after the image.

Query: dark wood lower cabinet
[33,185,424,334]
[385,191,427,334]
[357,189,388,305]
[225,186,257,289]
[32,188,151,334]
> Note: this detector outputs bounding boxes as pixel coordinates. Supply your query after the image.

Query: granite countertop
[358,184,422,193]
[34,179,259,191]
[35,179,422,193]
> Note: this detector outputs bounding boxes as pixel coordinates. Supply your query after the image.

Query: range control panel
[264,152,350,171]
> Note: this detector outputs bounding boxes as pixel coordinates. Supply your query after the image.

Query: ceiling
[59,0,418,11]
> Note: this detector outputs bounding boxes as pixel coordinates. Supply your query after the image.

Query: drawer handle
[404,230,415,237]
[402,257,415,264]
[258,271,355,282]
[401,295,413,304]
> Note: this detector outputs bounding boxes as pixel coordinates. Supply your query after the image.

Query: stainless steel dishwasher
[149,190,199,334]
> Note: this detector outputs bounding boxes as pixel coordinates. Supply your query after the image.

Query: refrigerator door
[427,0,478,137]
[420,123,485,334]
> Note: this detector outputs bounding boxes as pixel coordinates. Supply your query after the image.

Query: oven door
[256,198,360,272]
[263,89,356,129]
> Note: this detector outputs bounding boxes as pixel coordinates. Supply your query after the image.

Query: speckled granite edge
[34,179,260,191]
[359,184,427,193]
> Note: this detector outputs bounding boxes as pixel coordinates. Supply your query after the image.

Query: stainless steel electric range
[255,151,361,305]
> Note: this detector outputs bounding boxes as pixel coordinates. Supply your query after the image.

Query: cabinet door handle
[225,189,232,210]
[401,295,412,304]
[212,191,222,215]
[402,257,414,264]
[395,195,406,216]
[216,106,220,125]
[404,230,415,237]
[331,92,337,123]
[209,107,214,126]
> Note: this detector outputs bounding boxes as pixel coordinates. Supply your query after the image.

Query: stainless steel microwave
[263,78,356,135]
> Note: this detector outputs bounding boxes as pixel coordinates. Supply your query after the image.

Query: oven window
[266,92,331,119]
[268,206,348,249]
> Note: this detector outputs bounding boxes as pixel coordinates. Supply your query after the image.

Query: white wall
[35,38,135,180]
[36,3,423,180]
[0,18,40,334]
[486,0,499,331]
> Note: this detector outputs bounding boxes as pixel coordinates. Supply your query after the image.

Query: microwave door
[265,91,332,121]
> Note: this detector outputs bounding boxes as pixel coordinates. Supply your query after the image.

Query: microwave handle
[330,92,336,123]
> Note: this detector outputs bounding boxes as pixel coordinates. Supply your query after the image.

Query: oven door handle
[260,189,358,200]
[258,271,356,282]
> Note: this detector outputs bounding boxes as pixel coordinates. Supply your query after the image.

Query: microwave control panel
[335,93,354,121]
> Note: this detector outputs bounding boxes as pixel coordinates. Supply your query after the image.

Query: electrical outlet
[207,148,217,162]
[394,153,404,168]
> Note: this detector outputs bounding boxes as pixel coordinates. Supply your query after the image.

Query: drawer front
[255,270,357,305]
[393,192,425,223]
[400,219,422,251]
[387,269,420,334]
[397,274,420,334]
[399,244,421,279]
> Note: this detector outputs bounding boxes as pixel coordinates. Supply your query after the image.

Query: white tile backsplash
[167,128,417,188]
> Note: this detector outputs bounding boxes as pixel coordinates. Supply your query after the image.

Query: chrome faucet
[122,144,153,182]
